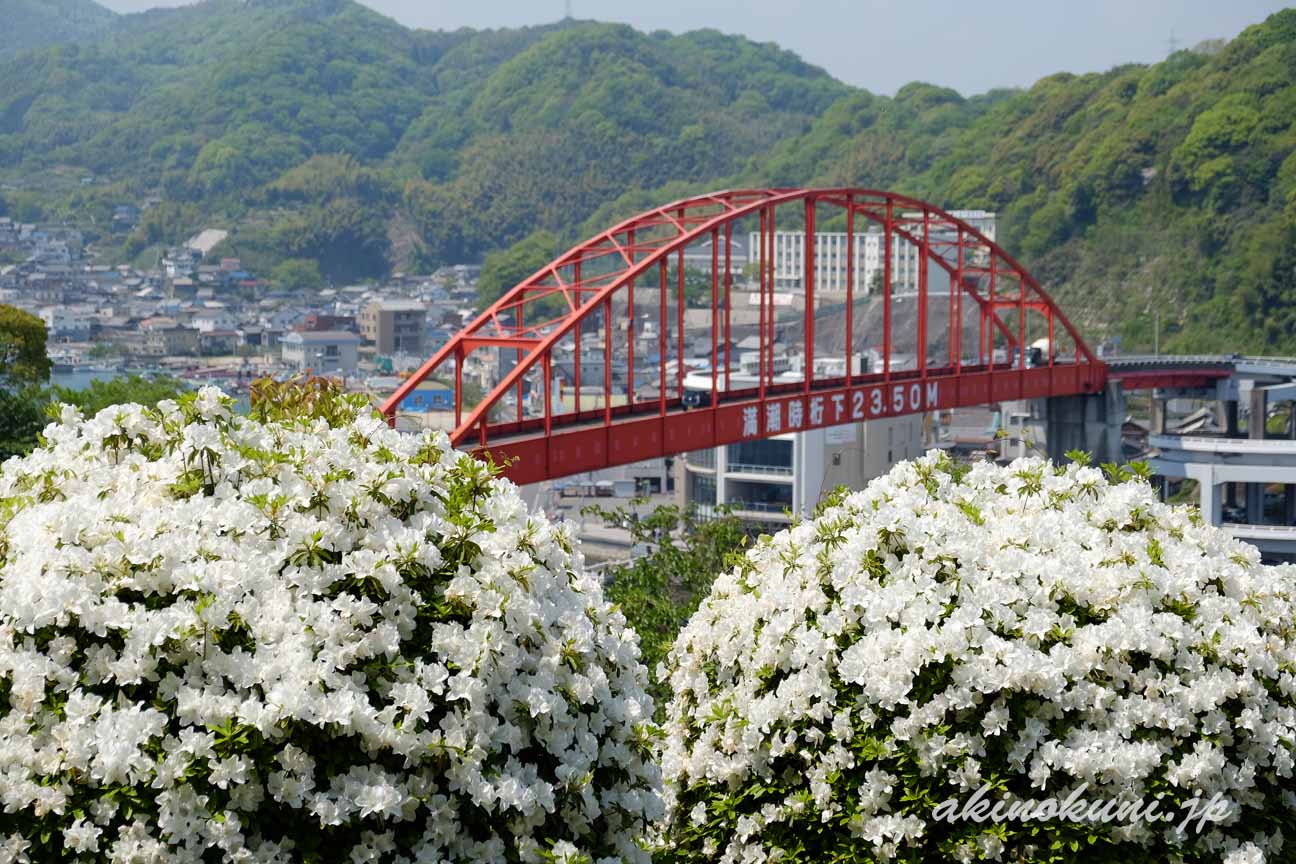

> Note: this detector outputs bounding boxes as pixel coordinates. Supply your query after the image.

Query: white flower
[62,818,102,853]
[0,387,660,862]
[659,451,1296,861]
[1223,842,1266,864]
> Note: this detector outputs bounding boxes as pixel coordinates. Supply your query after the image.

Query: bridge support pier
[1193,467,1226,526]
[1045,381,1125,466]
[1246,385,1268,522]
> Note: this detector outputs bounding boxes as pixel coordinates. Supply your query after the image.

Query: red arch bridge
[382,188,1216,485]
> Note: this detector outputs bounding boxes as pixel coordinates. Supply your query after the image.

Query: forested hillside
[584,11,1296,353]
[0,0,1293,352]
[0,0,117,58]
[744,12,1296,353]
[0,0,844,276]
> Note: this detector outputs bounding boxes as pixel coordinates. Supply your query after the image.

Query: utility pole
[1154,308,1160,357]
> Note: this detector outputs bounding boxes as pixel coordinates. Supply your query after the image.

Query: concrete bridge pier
[1044,381,1126,466]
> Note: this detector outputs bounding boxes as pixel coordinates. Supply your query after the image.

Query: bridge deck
[463,361,1103,484]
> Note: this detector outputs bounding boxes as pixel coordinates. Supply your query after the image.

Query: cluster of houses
[0,218,83,266]
[0,220,484,396]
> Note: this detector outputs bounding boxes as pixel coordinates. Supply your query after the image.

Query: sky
[96,0,1291,96]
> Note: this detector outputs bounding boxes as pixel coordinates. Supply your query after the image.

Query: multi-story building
[683,233,748,273]
[143,326,199,357]
[359,299,426,355]
[281,330,361,374]
[24,272,66,305]
[748,230,885,295]
[747,229,928,296]
[191,309,237,333]
[39,305,96,341]
[198,330,239,356]
[949,209,997,243]
[678,367,925,524]
[681,416,924,524]
[162,250,197,280]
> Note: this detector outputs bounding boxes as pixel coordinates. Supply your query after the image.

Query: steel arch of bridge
[383,188,1106,485]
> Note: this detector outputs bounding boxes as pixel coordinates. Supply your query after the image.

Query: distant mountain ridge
[0,0,845,276]
[736,10,1296,354]
[0,0,118,57]
[0,1,1292,354]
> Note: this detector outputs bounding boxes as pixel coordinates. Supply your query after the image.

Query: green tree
[476,229,559,308]
[0,305,50,460]
[582,500,749,716]
[0,390,45,461]
[0,305,51,389]
[270,258,323,291]
[471,231,562,329]
[269,199,390,284]
[668,264,719,308]
[0,191,45,224]
[50,375,186,416]
[122,201,202,260]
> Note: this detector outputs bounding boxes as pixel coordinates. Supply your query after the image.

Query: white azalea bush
[0,386,661,863]
[659,452,1296,864]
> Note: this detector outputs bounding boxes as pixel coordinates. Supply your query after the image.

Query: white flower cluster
[659,452,1296,864]
[0,388,661,863]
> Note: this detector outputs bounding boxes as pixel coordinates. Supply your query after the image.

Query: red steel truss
[383,189,1106,484]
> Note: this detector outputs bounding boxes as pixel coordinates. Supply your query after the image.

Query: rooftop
[283,330,362,344]
[370,299,426,312]
[185,229,229,256]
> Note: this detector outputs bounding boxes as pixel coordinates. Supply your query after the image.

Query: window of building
[636,476,662,495]
[726,479,793,513]
[728,438,793,474]
[690,473,716,505]
[686,449,717,469]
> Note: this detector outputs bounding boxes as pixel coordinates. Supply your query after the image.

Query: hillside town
[0,216,482,423]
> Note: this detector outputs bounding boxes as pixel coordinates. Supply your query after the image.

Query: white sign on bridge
[742,381,942,439]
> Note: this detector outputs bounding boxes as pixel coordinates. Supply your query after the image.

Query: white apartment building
[281,330,361,374]
[748,230,885,295]
[949,209,997,242]
[39,305,96,341]
[191,309,237,333]
[747,210,996,296]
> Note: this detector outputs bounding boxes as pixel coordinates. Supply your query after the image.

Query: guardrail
[726,462,795,476]
[726,500,792,514]
[1149,434,1296,454]
[1107,354,1296,369]
[1225,523,1296,536]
